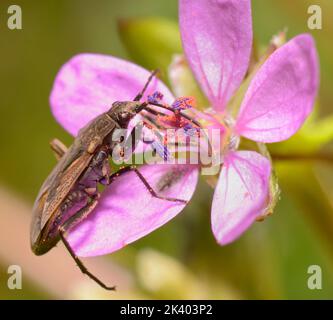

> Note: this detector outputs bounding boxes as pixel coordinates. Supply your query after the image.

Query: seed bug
[31,71,203,290]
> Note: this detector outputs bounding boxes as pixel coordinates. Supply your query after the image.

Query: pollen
[148,91,164,104]
[156,114,188,129]
[172,96,196,110]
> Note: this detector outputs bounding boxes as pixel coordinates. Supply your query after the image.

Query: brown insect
[31,71,202,290]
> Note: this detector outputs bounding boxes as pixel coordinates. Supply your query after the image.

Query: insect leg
[50,138,68,160]
[109,166,187,204]
[123,122,144,155]
[133,69,159,101]
[59,197,116,291]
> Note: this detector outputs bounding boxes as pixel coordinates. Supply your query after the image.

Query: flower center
[145,93,239,168]
[190,108,240,164]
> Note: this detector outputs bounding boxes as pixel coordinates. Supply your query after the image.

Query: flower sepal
[256,143,280,222]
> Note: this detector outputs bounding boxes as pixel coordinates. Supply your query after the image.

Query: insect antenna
[140,113,202,162]
[133,69,160,102]
[133,71,213,158]
[146,102,202,128]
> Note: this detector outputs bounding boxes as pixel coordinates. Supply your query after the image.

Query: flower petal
[211,151,271,245]
[179,0,252,111]
[50,53,174,136]
[235,34,320,143]
[67,164,199,257]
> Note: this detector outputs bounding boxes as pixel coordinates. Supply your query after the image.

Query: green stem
[271,152,333,163]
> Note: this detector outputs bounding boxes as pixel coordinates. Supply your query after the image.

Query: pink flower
[50,0,319,257]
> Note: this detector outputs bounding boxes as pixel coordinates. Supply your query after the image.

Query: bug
[31,71,203,290]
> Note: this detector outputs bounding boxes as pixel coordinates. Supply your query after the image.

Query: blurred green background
[1,0,333,299]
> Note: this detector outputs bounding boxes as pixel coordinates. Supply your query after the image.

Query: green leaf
[118,17,182,82]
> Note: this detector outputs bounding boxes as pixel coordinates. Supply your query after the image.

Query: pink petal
[179,0,252,111]
[211,151,271,245]
[50,54,174,136]
[235,34,319,143]
[67,164,199,257]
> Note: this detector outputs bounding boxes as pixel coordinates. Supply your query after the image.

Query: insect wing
[31,149,94,245]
